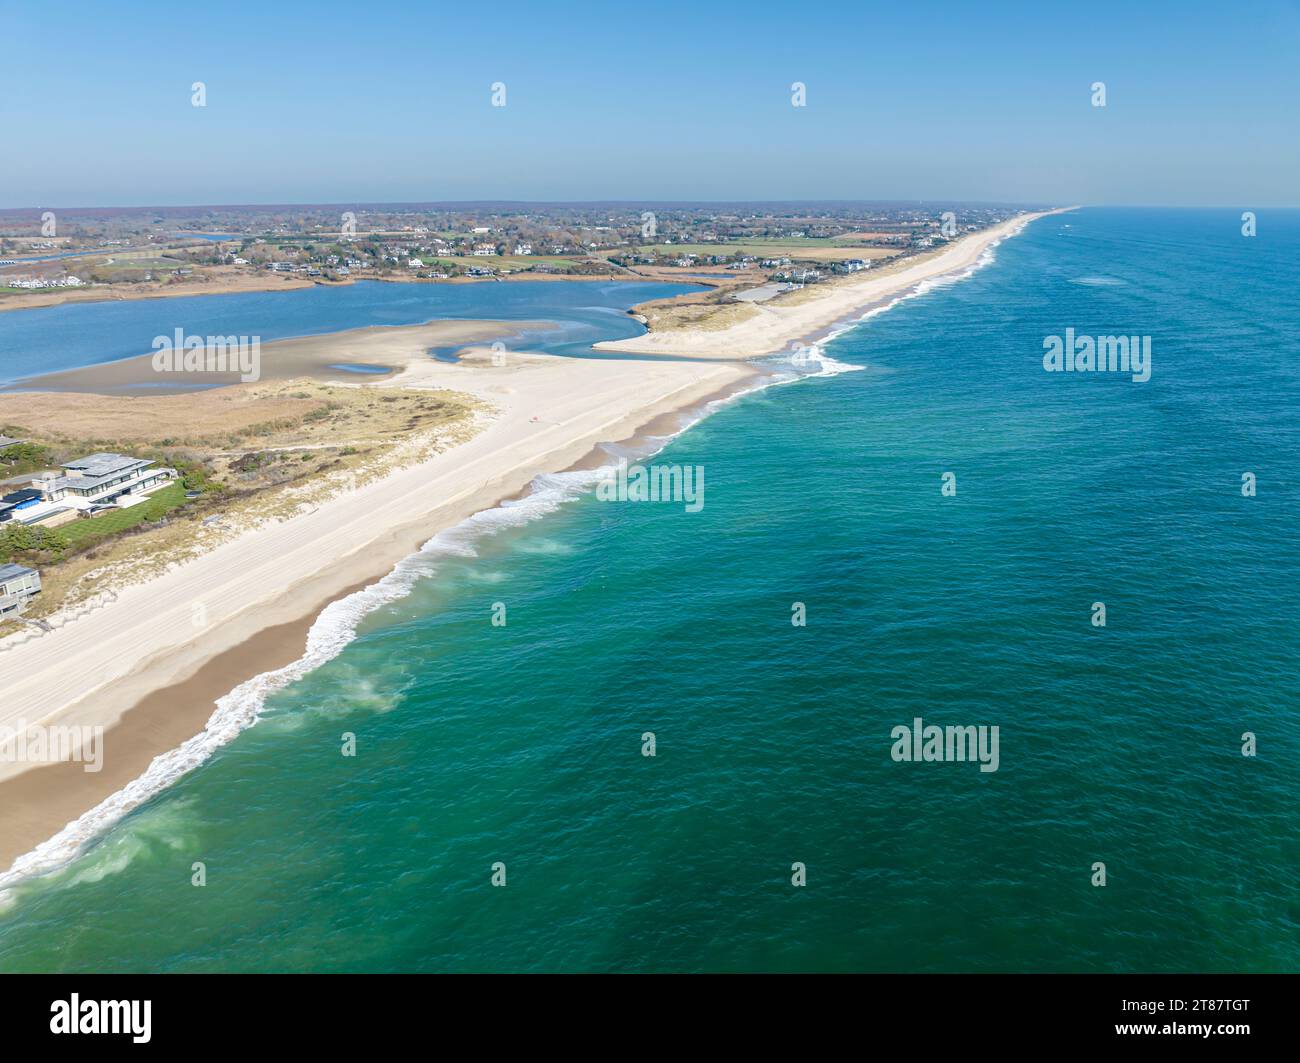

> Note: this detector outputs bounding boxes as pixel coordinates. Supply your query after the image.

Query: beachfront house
[33,453,176,510]
[0,434,25,452]
[0,563,41,617]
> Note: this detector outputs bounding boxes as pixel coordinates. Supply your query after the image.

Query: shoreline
[0,350,757,875]
[0,267,706,316]
[0,209,1059,884]
[5,318,557,394]
[595,209,1072,359]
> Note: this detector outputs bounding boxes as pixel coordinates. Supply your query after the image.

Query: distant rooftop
[0,562,37,582]
[0,435,25,449]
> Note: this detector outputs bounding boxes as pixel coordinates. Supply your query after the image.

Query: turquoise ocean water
[0,208,1296,971]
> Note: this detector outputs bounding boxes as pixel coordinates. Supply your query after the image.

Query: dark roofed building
[1,488,42,511]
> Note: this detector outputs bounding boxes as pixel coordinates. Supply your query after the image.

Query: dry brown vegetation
[629,285,761,334]
[0,380,479,623]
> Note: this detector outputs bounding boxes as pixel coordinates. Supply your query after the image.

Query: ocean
[0,208,1296,972]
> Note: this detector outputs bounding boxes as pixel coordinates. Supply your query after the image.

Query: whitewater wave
[762,225,1015,381]
[0,216,1031,899]
[1070,275,1126,287]
[0,465,611,899]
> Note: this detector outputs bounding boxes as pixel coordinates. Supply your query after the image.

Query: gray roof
[63,453,152,477]
[0,435,25,449]
[0,563,37,581]
[45,453,156,495]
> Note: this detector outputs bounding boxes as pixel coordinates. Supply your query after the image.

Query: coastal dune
[0,211,1056,880]
[0,349,754,871]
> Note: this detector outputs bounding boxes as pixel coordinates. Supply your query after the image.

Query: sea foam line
[0,464,617,898]
[0,397,758,897]
[0,219,1032,898]
[805,221,1021,360]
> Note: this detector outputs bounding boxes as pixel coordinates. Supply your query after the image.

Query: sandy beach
[10,318,554,393]
[0,342,755,870]
[0,212,1054,877]
[596,211,1065,359]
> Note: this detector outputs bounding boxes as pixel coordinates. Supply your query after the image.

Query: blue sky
[4,0,1299,207]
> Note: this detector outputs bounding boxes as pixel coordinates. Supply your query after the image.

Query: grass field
[625,241,900,262]
[94,257,184,272]
[59,482,188,548]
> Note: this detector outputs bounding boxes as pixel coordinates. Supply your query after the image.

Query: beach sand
[0,345,755,870]
[10,318,553,394]
[0,211,1059,877]
[596,211,1065,359]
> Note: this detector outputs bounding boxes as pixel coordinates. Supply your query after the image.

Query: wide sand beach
[597,211,1066,359]
[0,211,1056,881]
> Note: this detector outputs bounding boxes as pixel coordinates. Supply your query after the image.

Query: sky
[3,0,1299,208]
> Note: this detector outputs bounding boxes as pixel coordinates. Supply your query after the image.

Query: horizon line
[1,200,1289,217]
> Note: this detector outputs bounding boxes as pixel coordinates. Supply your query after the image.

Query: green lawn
[60,482,188,548]
[95,257,183,271]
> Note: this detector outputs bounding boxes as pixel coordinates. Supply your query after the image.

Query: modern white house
[32,453,176,513]
[0,563,41,617]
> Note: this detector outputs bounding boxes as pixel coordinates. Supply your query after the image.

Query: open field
[829,231,902,243]
[622,241,900,262]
